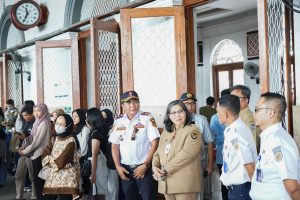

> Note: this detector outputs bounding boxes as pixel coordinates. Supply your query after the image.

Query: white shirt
[109,111,160,165]
[250,123,300,200]
[76,125,90,157]
[220,118,257,186]
[192,114,214,161]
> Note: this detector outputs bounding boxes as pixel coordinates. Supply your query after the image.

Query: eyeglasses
[254,107,274,113]
[169,110,184,116]
[184,102,196,106]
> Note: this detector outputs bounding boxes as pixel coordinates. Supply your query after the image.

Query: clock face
[15,2,41,26]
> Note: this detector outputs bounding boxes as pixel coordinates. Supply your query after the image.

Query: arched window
[211,39,244,65]
[211,39,244,99]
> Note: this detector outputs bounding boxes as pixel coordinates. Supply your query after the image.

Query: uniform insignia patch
[191,132,198,139]
[141,112,150,116]
[187,93,192,98]
[231,138,239,150]
[149,118,157,127]
[117,127,126,131]
[134,122,144,129]
[272,146,283,162]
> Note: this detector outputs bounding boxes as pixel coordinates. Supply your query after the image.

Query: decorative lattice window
[211,39,244,65]
[247,31,259,60]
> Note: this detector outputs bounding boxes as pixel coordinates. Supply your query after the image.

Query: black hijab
[56,114,80,149]
[72,109,86,135]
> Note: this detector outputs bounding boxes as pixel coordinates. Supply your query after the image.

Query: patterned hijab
[31,103,51,136]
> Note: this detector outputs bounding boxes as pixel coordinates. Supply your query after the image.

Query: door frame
[35,39,81,109]
[212,62,243,100]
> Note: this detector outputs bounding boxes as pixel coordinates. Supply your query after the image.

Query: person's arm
[134,138,159,179]
[79,126,90,157]
[112,143,129,180]
[54,141,75,170]
[20,122,48,155]
[90,138,100,184]
[283,179,300,200]
[244,162,255,179]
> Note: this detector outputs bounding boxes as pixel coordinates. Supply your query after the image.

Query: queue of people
[0,85,299,200]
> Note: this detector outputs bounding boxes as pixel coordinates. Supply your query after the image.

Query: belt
[226,182,251,190]
[122,164,143,168]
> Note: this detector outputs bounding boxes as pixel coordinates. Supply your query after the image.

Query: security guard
[180,92,214,200]
[109,91,160,200]
[230,85,260,147]
[217,95,257,200]
[250,92,300,200]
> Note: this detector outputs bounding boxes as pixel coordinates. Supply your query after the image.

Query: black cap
[180,92,197,101]
[121,91,139,103]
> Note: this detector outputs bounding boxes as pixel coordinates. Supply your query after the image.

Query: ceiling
[196,0,257,24]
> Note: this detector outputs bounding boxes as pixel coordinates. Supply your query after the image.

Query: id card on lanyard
[256,154,263,182]
[165,133,176,154]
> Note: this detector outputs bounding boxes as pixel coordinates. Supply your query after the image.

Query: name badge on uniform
[117,127,126,131]
[165,143,171,154]
[256,169,263,182]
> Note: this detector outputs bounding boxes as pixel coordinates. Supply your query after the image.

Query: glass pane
[7,60,22,108]
[42,48,73,114]
[131,16,176,127]
[233,69,244,85]
[212,39,244,65]
[218,71,229,96]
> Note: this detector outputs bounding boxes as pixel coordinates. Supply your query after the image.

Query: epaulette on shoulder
[141,112,151,116]
[115,114,124,119]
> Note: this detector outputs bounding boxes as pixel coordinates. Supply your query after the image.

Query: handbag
[93,184,105,200]
[38,165,51,180]
[80,158,91,177]
[9,132,20,152]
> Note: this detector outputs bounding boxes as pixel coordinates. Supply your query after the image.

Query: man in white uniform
[250,92,300,200]
[109,91,160,200]
[217,94,257,200]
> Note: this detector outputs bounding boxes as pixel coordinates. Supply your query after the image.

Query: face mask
[55,124,66,134]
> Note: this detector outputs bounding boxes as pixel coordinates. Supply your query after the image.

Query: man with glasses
[180,92,214,200]
[109,91,160,200]
[230,85,260,146]
[217,94,257,200]
[250,92,300,200]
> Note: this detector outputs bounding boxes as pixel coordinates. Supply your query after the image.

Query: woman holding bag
[42,114,80,200]
[85,108,109,199]
[19,103,51,200]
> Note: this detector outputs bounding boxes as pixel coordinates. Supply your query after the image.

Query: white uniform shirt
[109,111,160,165]
[192,114,214,161]
[250,123,300,200]
[220,118,257,186]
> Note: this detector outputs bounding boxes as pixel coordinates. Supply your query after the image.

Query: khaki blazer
[240,107,261,147]
[152,124,202,194]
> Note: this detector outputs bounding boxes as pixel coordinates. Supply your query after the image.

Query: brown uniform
[152,124,202,199]
[239,107,261,147]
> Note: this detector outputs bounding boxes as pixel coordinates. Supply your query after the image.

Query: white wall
[294,12,300,105]
[196,14,260,111]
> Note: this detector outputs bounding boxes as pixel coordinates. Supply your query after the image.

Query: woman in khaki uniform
[152,100,202,200]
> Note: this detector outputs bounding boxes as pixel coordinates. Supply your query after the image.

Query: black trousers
[217,164,228,200]
[121,164,157,200]
[32,156,45,200]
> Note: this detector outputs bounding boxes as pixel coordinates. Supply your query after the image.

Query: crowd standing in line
[0,85,299,200]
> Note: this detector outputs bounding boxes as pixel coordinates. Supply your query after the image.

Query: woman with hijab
[19,103,51,200]
[72,109,90,157]
[101,109,119,200]
[42,114,80,200]
[72,109,90,199]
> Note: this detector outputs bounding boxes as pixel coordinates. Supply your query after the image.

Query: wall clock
[11,0,48,31]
